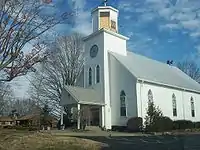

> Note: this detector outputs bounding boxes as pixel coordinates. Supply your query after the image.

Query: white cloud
[124,16,131,20]
[135,8,147,13]
[190,32,200,38]
[160,23,180,30]
[68,0,86,9]
[72,10,92,35]
[140,12,156,22]
[127,32,134,38]
[181,20,200,30]
[146,0,165,3]
[11,76,30,99]
[159,8,174,19]
[168,39,174,43]
[146,38,153,41]
[68,0,92,35]
[118,1,134,12]
[196,45,200,53]
[171,12,196,21]
[134,0,200,55]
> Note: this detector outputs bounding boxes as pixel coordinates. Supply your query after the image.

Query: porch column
[60,106,64,130]
[77,103,81,130]
[101,106,105,127]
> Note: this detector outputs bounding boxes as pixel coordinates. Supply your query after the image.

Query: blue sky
[46,0,200,64]
[12,0,200,98]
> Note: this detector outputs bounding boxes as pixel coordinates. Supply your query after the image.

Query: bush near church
[145,116,173,132]
[155,116,173,132]
[128,101,200,133]
[173,120,193,130]
[127,117,143,132]
[194,122,200,129]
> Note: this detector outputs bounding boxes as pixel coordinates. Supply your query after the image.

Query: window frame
[191,97,195,117]
[88,67,92,86]
[172,94,177,117]
[100,12,110,17]
[96,65,100,83]
[148,89,153,104]
[111,20,116,29]
[120,90,127,117]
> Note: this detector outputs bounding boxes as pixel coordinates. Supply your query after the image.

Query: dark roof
[0,116,14,122]
[16,114,40,121]
[17,114,57,121]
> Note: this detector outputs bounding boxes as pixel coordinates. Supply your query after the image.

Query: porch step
[85,126,103,132]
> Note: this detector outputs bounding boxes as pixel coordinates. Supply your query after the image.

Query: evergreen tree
[144,101,163,132]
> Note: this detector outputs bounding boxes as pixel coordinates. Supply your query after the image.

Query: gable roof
[110,51,200,93]
[64,85,104,105]
[17,114,39,121]
[0,116,14,122]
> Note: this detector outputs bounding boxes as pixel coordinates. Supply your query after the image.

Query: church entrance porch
[61,104,104,130]
[60,85,105,130]
[78,105,101,127]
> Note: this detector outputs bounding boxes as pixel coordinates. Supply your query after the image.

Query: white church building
[60,4,200,130]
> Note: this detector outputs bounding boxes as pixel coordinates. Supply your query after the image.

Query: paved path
[77,134,200,150]
[50,130,200,150]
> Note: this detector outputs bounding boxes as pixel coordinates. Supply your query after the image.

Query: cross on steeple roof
[102,0,108,6]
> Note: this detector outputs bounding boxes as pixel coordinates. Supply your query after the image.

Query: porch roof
[63,86,105,106]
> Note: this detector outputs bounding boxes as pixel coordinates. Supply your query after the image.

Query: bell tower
[91,1,119,33]
[83,1,129,130]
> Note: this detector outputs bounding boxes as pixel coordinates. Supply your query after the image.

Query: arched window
[172,94,177,117]
[89,67,92,86]
[148,89,153,103]
[191,97,195,117]
[96,65,100,83]
[120,90,126,116]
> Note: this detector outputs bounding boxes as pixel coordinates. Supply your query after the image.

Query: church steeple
[91,1,119,33]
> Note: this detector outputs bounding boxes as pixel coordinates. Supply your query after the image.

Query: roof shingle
[110,51,200,93]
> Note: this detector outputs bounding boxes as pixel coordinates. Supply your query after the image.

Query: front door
[90,107,100,126]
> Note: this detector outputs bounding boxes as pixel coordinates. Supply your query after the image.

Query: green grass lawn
[0,129,102,150]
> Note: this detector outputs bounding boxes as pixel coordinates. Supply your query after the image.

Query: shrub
[6,126,17,129]
[16,126,29,130]
[194,122,200,129]
[127,117,143,132]
[153,116,173,132]
[173,120,193,130]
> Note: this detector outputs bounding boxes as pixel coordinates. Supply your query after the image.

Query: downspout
[182,89,185,120]
[139,80,144,119]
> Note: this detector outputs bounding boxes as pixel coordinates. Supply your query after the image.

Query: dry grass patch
[0,130,101,150]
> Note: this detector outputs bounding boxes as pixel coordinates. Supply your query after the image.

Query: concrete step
[85,126,103,132]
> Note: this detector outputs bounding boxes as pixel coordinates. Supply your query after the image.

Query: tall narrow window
[89,67,92,86]
[148,90,153,103]
[120,90,126,116]
[111,20,116,29]
[172,94,177,117]
[96,65,100,83]
[100,12,110,29]
[191,97,195,117]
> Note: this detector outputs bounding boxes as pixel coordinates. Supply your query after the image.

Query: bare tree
[0,82,13,115]
[177,60,200,83]
[9,98,39,116]
[29,33,84,110]
[0,0,74,82]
